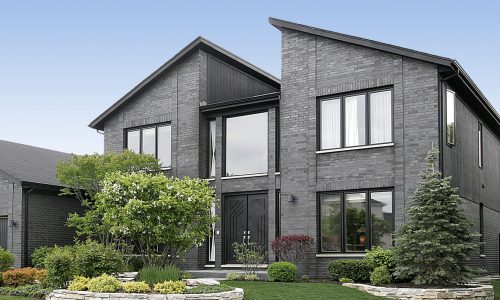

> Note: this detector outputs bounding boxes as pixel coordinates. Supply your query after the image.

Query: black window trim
[318,188,395,254]
[318,86,394,151]
[123,122,171,168]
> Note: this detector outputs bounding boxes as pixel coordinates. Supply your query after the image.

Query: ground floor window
[319,189,394,253]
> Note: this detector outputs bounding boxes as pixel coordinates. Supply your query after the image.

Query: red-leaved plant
[271,234,314,265]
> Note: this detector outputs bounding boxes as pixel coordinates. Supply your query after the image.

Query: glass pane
[446,90,455,145]
[370,91,392,144]
[142,127,156,156]
[370,191,393,248]
[127,130,140,153]
[321,98,341,149]
[345,95,366,147]
[478,123,483,168]
[208,120,216,177]
[320,194,341,252]
[225,112,268,176]
[157,125,171,167]
[345,192,367,252]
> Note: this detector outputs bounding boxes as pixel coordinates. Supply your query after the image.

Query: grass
[492,280,500,300]
[225,280,385,300]
[0,297,37,300]
[138,265,181,285]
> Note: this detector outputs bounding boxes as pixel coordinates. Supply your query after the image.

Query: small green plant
[126,256,145,272]
[68,276,90,291]
[0,284,51,298]
[45,246,76,288]
[225,272,244,281]
[243,274,259,281]
[267,262,297,282]
[122,281,151,293]
[370,266,391,286]
[232,242,266,275]
[73,240,124,278]
[365,246,396,271]
[328,260,373,283]
[0,247,14,272]
[185,284,234,294]
[181,271,192,279]
[87,274,122,293]
[339,277,353,283]
[138,265,181,285]
[31,246,54,269]
[153,280,186,294]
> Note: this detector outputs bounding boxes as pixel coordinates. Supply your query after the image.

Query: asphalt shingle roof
[0,140,71,187]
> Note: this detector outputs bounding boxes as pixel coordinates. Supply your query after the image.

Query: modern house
[89,18,500,277]
[0,140,82,267]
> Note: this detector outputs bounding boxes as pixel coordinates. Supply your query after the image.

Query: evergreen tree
[394,147,479,285]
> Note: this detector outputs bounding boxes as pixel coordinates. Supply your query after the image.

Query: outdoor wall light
[288,194,295,203]
[9,220,17,227]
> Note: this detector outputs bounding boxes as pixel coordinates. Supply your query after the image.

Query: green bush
[339,277,353,283]
[0,247,14,272]
[31,246,54,269]
[153,280,186,294]
[122,281,151,293]
[225,272,243,281]
[0,284,51,299]
[45,246,75,288]
[365,246,396,271]
[87,274,121,293]
[68,276,90,291]
[126,256,144,272]
[370,266,391,286]
[267,262,297,282]
[73,240,124,278]
[328,260,373,283]
[181,271,192,279]
[138,265,180,285]
[185,284,234,294]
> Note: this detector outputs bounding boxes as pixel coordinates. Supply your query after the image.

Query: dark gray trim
[200,92,280,113]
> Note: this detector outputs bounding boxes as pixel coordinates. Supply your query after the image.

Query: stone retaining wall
[343,283,493,300]
[46,288,244,300]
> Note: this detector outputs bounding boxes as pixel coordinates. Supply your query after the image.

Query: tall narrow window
[321,98,341,149]
[479,203,484,255]
[157,125,171,168]
[478,123,483,168]
[345,95,366,147]
[320,194,342,252]
[370,91,392,144]
[370,191,394,248]
[127,130,140,153]
[345,192,367,252]
[208,120,216,178]
[124,124,171,168]
[446,90,456,145]
[142,127,156,155]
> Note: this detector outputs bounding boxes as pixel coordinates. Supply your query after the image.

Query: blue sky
[1,1,499,154]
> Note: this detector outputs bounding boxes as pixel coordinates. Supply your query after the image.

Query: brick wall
[0,174,23,267]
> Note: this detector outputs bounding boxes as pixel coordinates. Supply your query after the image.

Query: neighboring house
[89,18,500,276]
[0,140,82,267]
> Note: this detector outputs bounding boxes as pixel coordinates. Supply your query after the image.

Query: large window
[446,89,456,145]
[125,123,171,168]
[319,190,394,253]
[320,89,392,150]
[224,112,268,177]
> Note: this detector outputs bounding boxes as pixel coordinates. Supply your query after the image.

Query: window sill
[161,167,172,171]
[316,143,394,154]
[205,178,215,181]
[316,253,366,258]
[221,173,268,180]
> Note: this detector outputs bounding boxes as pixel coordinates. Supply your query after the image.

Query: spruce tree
[394,147,479,285]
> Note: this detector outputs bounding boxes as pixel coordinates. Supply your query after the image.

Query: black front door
[224,193,267,264]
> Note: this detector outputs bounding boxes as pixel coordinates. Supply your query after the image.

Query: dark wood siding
[207,55,277,104]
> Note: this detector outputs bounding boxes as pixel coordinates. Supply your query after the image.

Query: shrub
[0,284,51,299]
[232,242,266,275]
[185,284,234,294]
[365,246,396,272]
[45,246,75,288]
[138,265,180,285]
[181,271,192,279]
[153,280,186,294]
[243,274,259,281]
[225,272,243,281]
[87,274,121,293]
[267,262,297,282]
[2,267,38,286]
[271,235,314,265]
[31,246,54,269]
[339,277,353,283]
[73,240,124,278]
[68,276,90,291]
[370,266,391,286]
[0,247,14,272]
[126,256,144,272]
[328,260,373,283]
[34,268,48,286]
[122,281,151,293]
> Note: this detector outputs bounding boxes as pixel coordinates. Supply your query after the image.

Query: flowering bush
[87,274,121,293]
[271,235,314,265]
[122,281,151,293]
[68,276,90,291]
[153,280,186,294]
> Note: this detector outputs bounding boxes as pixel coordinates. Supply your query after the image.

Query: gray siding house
[0,140,82,267]
[90,18,500,277]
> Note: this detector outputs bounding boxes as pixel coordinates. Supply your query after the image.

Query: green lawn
[225,280,385,300]
[0,297,36,300]
[492,280,500,300]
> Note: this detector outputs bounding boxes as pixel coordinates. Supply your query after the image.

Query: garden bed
[343,282,494,300]
[46,288,244,300]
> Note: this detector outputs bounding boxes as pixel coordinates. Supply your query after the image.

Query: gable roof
[89,36,281,130]
[0,140,71,187]
[269,17,500,133]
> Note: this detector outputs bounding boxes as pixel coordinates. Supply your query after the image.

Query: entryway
[223,193,267,264]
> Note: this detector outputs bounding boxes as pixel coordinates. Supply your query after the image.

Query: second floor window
[320,89,392,150]
[126,124,171,168]
[446,89,456,145]
[478,122,483,168]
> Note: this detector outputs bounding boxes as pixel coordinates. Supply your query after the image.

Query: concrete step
[187,269,268,280]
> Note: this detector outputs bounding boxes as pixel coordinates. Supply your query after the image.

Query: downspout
[10,182,15,253]
[23,185,35,267]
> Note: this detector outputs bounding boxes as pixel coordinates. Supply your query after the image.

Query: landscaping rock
[183,279,220,286]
